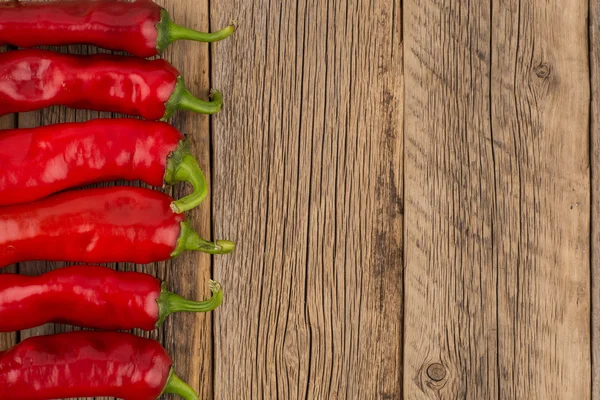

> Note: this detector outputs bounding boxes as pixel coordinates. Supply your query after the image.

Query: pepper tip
[170,202,182,214]
[216,240,236,254]
[209,280,223,293]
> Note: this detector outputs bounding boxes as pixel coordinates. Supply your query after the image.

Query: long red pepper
[0,265,222,332]
[0,186,234,268]
[0,0,235,58]
[0,49,222,120]
[0,331,199,400]
[0,118,207,212]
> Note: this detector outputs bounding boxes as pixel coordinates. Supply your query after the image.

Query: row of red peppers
[0,1,237,399]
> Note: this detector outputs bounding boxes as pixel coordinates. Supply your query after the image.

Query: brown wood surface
[404,0,590,399]
[592,1,600,398]
[155,1,214,399]
[1,0,600,399]
[210,0,403,398]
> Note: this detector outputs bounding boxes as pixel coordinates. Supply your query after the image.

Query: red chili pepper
[0,265,222,332]
[0,49,222,120]
[0,331,199,400]
[0,186,234,268]
[0,118,207,212]
[0,0,235,58]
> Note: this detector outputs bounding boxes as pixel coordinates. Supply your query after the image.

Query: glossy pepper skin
[0,49,222,120]
[0,0,235,58]
[0,118,208,212]
[0,186,234,268]
[0,265,223,332]
[0,331,199,400]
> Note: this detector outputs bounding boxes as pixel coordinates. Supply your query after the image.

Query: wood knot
[534,62,551,79]
[426,363,446,382]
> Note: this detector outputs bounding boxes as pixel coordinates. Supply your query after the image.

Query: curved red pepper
[0,118,207,212]
[0,331,199,400]
[0,49,222,120]
[0,0,235,58]
[0,265,222,332]
[0,186,234,268]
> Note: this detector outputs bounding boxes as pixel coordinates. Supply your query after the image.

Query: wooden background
[3,0,600,398]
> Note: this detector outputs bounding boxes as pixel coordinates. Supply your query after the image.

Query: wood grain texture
[153,0,215,399]
[491,3,590,397]
[404,0,590,399]
[592,0,600,398]
[210,0,403,398]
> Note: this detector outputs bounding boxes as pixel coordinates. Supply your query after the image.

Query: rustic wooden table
[5,0,600,399]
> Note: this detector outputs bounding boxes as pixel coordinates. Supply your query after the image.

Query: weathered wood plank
[152,0,214,399]
[492,1,591,399]
[404,0,590,398]
[592,0,600,397]
[492,4,590,398]
[211,0,403,398]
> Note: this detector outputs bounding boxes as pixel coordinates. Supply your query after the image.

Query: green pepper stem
[164,139,208,213]
[168,21,236,44]
[156,9,236,53]
[162,370,199,400]
[170,155,209,214]
[167,280,223,313]
[156,280,223,327]
[178,88,223,115]
[162,79,223,121]
[171,221,235,257]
